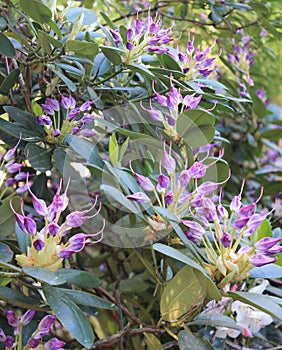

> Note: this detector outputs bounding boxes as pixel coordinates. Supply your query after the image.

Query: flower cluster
[10,179,104,270]
[0,310,65,349]
[0,137,33,196]
[36,95,96,142]
[141,80,202,139]
[109,13,173,59]
[173,35,218,80]
[227,30,255,97]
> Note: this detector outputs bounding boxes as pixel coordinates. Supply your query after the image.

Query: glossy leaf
[66,40,99,58]
[100,46,124,65]
[188,313,243,331]
[0,196,21,238]
[144,333,163,350]
[25,144,51,172]
[0,69,20,95]
[19,0,52,23]
[58,288,117,310]
[0,242,13,263]
[65,8,97,26]
[178,330,214,350]
[23,267,101,288]
[0,285,41,310]
[43,283,95,349]
[250,264,282,279]
[0,32,16,57]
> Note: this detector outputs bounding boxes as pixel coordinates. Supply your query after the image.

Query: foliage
[0,0,281,349]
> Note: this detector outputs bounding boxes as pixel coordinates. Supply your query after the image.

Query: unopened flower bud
[127,192,150,203]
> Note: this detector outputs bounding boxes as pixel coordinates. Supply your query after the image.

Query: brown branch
[95,286,142,325]
[92,325,167,349]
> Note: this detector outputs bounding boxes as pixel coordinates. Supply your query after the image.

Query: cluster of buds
[0,137,33,196]
[227,29,255,97]
[173,34,218,80]
[200,181,281,287]
[10,179,104,270]
[126,143,226,236]
[0,310,65,349]
[141,79,202,139]
[109,13,173,60]
[36,95,96,143]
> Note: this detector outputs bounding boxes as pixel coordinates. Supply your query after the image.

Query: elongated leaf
[19,0,52,23]
[48,65,76,91]
[42,283,95,349]
[65,8,97,26]
[227,291,282,321]
[159,53,182,72]
[0,285,41,310]
[144,333,163,350]
[250,264,282,278]
[0,69,20,94]
[178,330,214,350]
[126,63,154,78]
[188,313,243,331]
[0,32,15,57]
[66,40,98,57]
[0,242,13,263]
[58,289,117,310]
[25,144,51,172]
[0,196,21,238]
[23,267,101,288]
[100,46,124,65]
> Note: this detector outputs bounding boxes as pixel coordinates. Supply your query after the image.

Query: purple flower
[135,18,143,34]
[126,42,134,50]
[127,27,134,40]
[34,315,56,339]
[80,101,93,111]
[68,107,80,120]
[61,95,76,109]
[41,103,55,115]
[188,161,207,179]
[234,216,250,229]
[187,40,194,55]
[178,170,190,187]
[48,222,60,236]
[33,238,45,251]
[47,180,69,220]
[15,172,29,181]
[182,220,205,243]
[163,151,176,174]
[5,160,22,173]
[255,237,282,253]
[183,94,202,110]
[5,311,19,327]
[53,129,61,137]
[220,232,232,248]
[59,233,92,258]
[164,191,174,205]
[0,328,6,342]
[197,181,220,196]
[4,138,21,161]
[5,178,17,187]
[45,337,66,349]
[20,309,36,325]
[127,192,150,203]
[29,187,48,216]
[133,172,155,192]
[66,205,98,228]
[238,203,255,218]
[27,337,41,348]
[216,204,228,219]
[10,200,37,235]
[249,254,278,267]
[36,115,52,126]
[109,29,122,43]
[158,174,170,188]
[5,335,14,349]
[46,98,60,111]
[72,126,80,134]
[230,195,242,212]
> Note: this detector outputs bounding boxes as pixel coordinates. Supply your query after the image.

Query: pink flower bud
[220,232,232,248]
[45,337,66,349]
[5,311,19,327]
[249,254,277,267]
[178,170,190,187]
[127,192,150,203]
[134,173,155,192]
[164,151,176,174]
[164,191,174,205]
[20,310,36,325]
[158,174,170,188]
[34,315,56,339]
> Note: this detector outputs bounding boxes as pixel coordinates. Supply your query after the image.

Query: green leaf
[25,144,51,172]
[100,46,124,65]
[0,242,13,263]
[159,53,182,72]
[19,0,52,24]
[3,106,45,137]
[178,330,214,350]
[126,63,155,78]
[189,313,243,331]
[250,264,282,279]
[58,288,117,310]
[144,333,163,350]
[22,267,101,288]
[161,266,208,322]
[65,8,97,26]
[48,65,77,91]
[109,133,119,166]
[38,30,62,49]
[0,32,16,57]
[227,291,282,321]
[0,285,41,310]
[66,40,98,57]
[0,196,21,238]
[119,275,149,294]
[42,283,95,348]
[0,69,20,95]
[100,184,141,214]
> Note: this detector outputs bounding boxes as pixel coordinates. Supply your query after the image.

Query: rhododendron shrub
[0,0,281,349]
